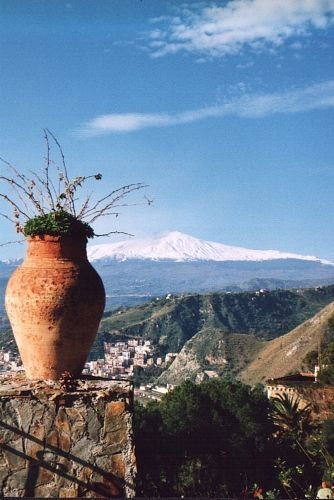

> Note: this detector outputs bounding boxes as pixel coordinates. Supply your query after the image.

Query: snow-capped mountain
[87,231,333,265]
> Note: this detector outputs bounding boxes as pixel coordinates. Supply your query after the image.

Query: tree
[134,379,276,497]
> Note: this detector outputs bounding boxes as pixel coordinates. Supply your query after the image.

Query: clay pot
[5,235,105,380]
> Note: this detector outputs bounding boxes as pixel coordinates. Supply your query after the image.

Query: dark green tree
[134,379,276,498]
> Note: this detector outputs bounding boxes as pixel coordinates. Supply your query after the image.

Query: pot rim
[26,234,87,242]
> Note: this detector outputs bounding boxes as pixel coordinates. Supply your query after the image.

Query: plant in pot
[0,130,147,380]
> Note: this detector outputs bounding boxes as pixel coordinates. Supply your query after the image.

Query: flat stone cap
[0,372,132,401]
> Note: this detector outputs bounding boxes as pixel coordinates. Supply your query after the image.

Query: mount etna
[88,231,334,310]
[1,232,334,313]
[87,231,333,265]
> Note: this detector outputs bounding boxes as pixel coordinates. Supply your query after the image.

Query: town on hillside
[0,338,179,400]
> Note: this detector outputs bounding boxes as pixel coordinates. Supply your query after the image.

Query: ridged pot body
[5,235,105,380]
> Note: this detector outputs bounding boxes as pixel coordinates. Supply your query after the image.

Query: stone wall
[0,373,136,497]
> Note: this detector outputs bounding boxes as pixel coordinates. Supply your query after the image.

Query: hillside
[239,300,334,385]
[157,328,264,385]
[96,285,334,361]
[160,300,334,386]
[100,285,334,340]
[158,300,334,386]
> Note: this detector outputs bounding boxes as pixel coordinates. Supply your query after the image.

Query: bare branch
[93,230,134,238]
[0,174,33,218]
[87,200,149,224]
[45,129,70,184]
[29,169,48,213]
[77,192,93,219]
[0,238,24,247]
[0,212,17,224]
[0,171,44,216]
[0,211,24,235]
[0,159,39,216]
[43,129,56,211]
[0,192,30,219]
[81,183,147,222]
[88,210,120,219]
[45,128,76,215]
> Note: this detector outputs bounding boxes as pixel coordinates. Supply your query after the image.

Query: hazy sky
[0,0,334,260]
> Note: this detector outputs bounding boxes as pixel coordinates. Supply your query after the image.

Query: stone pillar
[0,373,136,497]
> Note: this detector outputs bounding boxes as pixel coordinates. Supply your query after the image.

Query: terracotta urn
[5,235,105,380]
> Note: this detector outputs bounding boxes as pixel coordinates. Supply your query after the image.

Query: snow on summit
[87,231,333,265]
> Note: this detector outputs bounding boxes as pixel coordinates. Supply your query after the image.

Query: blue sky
[0,0,334,260]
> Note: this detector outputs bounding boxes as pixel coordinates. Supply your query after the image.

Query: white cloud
[79,80,334,136]
[146,0,334,58]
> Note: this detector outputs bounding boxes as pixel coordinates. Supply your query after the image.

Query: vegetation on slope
[91,285,334,381]
[157,328,264,385]
[99,285,334,356]
[159,303,334,386]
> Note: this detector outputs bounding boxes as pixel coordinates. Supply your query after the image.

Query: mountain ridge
[87,231,333,265]
[98,285,334,376]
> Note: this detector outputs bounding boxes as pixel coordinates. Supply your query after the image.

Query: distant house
[265,371,334,422]
[265,372,315,400]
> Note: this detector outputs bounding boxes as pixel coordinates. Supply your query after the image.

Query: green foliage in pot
[23,210,94,240]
